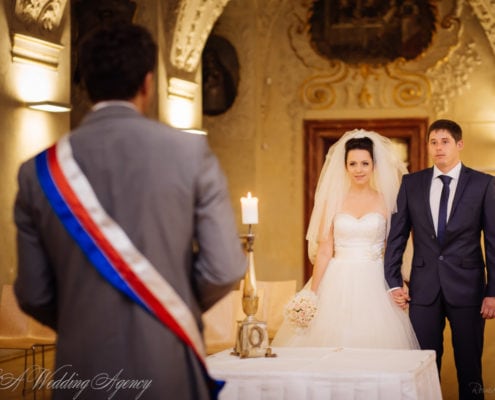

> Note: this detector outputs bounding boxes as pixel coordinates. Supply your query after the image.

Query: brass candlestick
[232,225,275,358]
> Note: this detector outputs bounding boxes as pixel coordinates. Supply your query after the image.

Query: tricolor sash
[35,135,224,398]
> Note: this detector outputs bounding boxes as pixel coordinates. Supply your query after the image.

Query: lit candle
[240,192,258,224]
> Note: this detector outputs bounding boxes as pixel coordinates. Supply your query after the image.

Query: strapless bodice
[272,211,419,350]
[333,212,386,261]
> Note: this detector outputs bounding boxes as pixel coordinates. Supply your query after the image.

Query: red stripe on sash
[46,145,200,359]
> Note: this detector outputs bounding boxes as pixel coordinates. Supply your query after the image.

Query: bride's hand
[389,287,410,310]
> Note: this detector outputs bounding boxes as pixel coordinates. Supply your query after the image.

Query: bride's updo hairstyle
[344,137,374,163]
[306,129,408,264]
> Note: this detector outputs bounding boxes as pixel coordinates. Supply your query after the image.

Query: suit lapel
[449,164,470,221]
[422,168,435,230]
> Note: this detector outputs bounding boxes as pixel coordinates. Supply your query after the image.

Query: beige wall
[0,5,71,289]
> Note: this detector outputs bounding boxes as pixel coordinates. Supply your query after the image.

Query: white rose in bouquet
[284,289,317,333]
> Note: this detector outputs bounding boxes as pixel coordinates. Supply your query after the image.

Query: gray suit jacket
[14,105,246,400]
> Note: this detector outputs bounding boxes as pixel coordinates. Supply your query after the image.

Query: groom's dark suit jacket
[385,165,495,306]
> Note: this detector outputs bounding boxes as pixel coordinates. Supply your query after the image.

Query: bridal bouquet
[284,289,318,332]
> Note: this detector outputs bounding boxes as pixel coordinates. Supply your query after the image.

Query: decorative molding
[167,77,198,101]
[288,0,464,110]
[468,0,495,56]
[14,0,68,32]
[301,62,349,109]
[386,60,431,108]
[170,0,229,73]
[300,59,431,110]
[11,33,63,69]
[426,41,482,115]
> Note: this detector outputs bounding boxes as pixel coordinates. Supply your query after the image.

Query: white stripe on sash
[56,135,205,358]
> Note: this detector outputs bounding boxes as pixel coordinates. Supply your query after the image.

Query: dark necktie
[437,175,452,245]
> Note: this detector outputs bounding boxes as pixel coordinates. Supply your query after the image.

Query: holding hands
[390,290,495,317]
[389,285,411,310]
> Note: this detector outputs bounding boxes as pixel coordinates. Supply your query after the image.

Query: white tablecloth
[207,347,442,400]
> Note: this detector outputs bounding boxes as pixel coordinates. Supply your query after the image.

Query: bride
[272,129,419,349]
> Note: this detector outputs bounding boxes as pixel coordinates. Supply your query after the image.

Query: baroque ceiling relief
[467,0,495,56]
[426,41,481,115]
[288,0,483,115]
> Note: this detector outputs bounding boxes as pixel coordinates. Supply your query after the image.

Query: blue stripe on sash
[35,146,225,399]
[35,150,147,311]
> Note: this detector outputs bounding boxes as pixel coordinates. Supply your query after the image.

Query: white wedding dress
[272,212,419,349]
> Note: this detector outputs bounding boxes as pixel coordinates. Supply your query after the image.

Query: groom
[384,119,495,400]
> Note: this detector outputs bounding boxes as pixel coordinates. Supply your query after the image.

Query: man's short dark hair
[427,119,463,142]
[78,23,157,103]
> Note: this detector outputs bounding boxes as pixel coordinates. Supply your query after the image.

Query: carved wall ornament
[14,0,68,32]
[171,0,229,73]
[467,0,495,56]
[288,0,463,110]
[386,59,431,108]
[301,62,349,109]
[301,59,430,109]
[426,41,482,115]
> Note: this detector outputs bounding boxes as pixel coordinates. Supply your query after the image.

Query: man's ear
[134,72,154,114]
[141,72,154,97]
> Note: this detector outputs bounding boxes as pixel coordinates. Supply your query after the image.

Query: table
[207,347,442,400]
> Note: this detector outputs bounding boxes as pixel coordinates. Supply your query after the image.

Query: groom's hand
[389,287,411,310]
[480,296,495,319]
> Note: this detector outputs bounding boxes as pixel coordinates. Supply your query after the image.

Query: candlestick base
[232,317,275,358]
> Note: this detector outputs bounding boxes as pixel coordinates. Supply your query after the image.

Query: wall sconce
[182,129,207,135]
[26,101,72,113]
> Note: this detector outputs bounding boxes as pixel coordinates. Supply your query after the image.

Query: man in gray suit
[14,24,246,399]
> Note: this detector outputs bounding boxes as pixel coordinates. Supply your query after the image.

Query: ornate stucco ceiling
[11,0,495,77]
[169,0,495,77]
[467,0,495,55]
